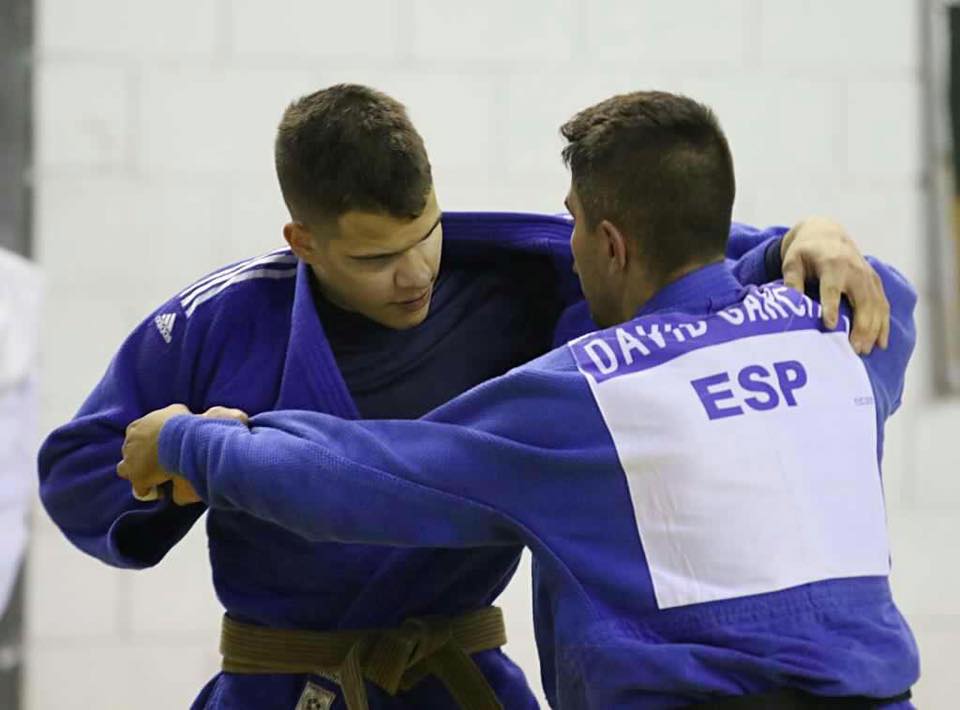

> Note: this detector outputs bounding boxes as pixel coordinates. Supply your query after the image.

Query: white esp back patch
[576,326,890,609]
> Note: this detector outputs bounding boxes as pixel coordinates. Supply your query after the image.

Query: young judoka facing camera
[119,91,918,709]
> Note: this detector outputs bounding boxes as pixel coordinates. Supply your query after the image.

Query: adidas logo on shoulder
[154,312,177,344]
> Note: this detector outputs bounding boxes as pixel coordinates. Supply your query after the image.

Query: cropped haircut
[275,84,433,226]
[561,91,735,275]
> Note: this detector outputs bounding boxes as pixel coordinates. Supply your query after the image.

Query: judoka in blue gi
[119,90,920,709]
[44,85,895,710]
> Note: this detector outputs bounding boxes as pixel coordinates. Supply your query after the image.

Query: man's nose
[395,248,433,289]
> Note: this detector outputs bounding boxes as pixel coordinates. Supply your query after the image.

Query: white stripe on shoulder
[179,249,296,306]
[180,250,296,309]
[184,266,298,318]
[177,247,290,298]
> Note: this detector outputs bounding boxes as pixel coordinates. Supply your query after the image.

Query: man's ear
[599,219,629,273]
[283,222,316,261]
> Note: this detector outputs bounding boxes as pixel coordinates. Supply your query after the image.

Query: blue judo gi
[40,213,791,708]
[157,260,919,709]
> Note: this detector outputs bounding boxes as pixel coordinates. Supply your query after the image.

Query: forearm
[159,414,517,548]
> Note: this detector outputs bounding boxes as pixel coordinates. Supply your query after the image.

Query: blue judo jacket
[158,261,919,709]
[40,213,787,708]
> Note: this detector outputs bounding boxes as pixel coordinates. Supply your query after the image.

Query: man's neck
[620,255,725,322]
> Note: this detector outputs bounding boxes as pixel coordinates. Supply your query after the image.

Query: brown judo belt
[220,606,506,710]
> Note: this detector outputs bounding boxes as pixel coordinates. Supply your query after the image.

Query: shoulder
[523,345,580,376]
[496,347,588,401]
[174,248,299,320]
[137,248,299,353]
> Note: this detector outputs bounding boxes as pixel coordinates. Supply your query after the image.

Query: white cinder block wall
[27,0,954,707]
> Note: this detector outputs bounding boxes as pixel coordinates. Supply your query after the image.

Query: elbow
[866,256,918,339]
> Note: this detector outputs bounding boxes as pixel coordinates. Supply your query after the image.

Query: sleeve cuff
[158,415,249,505]
[765,237,784,280]
[157,414,195,475]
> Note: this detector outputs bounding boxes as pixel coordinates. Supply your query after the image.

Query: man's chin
[372,302,431,330]
[391,313,429,330]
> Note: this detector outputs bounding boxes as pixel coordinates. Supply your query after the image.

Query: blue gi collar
[275,259,360,418]
[274,212,581,417]
[636,261,746,318]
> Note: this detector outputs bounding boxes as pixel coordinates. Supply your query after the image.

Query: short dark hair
[561,91,735,275]
[275,84,433,225]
